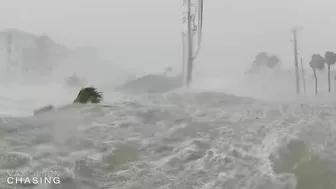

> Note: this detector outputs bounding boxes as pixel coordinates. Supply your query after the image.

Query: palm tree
[252,52,281,69]
[73,87,103,104]
[253,52,268,67]
[267,55,281,69]
[34,87,103,115]
[324,51,336,92]
[309,54,325,95]
[247,52,281,74]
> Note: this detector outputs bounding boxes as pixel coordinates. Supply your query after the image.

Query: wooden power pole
[291,26,303,95]
[186,0,193,86]
[182,0,203,87]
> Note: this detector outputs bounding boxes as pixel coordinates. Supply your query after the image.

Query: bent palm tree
[309,54,325,95]
[73,87,103,104]
[34,87,103,115]
[324,51,336,92]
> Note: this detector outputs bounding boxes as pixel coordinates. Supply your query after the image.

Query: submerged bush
[73,87,103,104]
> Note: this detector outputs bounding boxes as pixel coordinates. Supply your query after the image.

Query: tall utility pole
[291,26,303,95]
[186,0,193,86]
[181,32,186,84]
[182,0,203,87]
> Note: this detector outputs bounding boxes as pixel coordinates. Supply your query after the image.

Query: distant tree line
[308,51,336,95]
[247,52,281,74]
[248,51,336,95]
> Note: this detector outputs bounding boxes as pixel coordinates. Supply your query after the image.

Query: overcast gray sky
[0,0,335,77]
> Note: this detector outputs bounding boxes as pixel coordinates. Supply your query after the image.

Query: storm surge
[0,91,335,189]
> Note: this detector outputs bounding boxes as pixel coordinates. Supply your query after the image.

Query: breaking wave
[0,89,336,189]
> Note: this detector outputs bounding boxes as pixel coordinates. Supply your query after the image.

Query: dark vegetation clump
[73,87,103,104]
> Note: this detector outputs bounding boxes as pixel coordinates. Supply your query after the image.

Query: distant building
[0,28,68,79]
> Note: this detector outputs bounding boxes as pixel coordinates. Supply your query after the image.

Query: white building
[0,28,68,81]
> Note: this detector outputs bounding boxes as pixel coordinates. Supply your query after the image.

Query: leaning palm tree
[34,87,103,115]
[73,87,103,104]
[324,51,336,92]
[309,54,325,95]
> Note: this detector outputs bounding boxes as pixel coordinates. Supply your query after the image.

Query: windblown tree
[34,87,103,115]
[324,51,336,92]
[248,52,281,73]
[267,55,281,69]
[73,87,103,104]
[254,52,269,67]
[309,54,325,95]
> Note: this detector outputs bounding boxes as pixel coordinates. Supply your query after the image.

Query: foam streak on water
[0,91,336,189]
